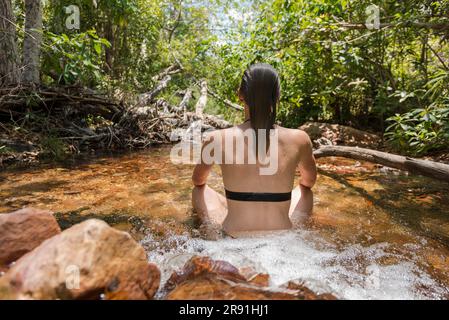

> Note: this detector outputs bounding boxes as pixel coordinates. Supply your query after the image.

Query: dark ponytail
[239,63,280,153]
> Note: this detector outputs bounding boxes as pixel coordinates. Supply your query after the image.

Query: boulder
[0,208,61,268]
[299,122,382,149]
[163,256,336,300]
[0,219,160,300]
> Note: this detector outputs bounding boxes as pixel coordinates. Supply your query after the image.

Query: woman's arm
[192,163,213,187]
[297,131,317,189]
[191,131,216,187]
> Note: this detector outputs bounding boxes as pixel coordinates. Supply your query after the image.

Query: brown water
[1,146,449,299]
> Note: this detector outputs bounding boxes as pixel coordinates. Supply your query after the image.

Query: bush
[385,107,449,155]
[42,30,110,86]
[40,136,68,161]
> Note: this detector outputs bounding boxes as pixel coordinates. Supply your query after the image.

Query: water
[1,146,449,299]
[146,231,446,300]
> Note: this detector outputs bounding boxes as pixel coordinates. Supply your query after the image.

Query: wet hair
[239,63,280,153]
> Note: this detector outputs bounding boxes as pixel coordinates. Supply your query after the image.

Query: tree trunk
[22,0,43,84]
[314,146,449,182]
[195,80,208,119]
[104,22,114,73]
[0,0,19,86]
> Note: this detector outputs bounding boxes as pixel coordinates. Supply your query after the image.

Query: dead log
[179,88,192,120]
[190,76,242,111]
[138,74,173,107]
[0,85,123,121]
[154,98,179,114]
[151,65,181,82]
[195,80,208,118]
[202,114,231,129]
[206,88,244,111]
[313,145,449,182]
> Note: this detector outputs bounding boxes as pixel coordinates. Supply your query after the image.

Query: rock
[238,266,270,287]
[166,275,301,300]
[0,219,160,300]
[163,256,336,300]
[198,222,224,241]
[281,280,337,300]
[299,122,382,149]
[163,256,246,293]
[0,208,61,268]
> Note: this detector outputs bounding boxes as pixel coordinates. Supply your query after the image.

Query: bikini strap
[225,190,292,202]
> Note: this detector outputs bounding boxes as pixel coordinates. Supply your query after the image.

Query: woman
[192,63,317,238]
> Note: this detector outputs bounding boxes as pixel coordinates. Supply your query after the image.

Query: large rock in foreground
[164,256,336,300]
[0,208,61,269]
[0,219,160,300]
[300,122,382,149]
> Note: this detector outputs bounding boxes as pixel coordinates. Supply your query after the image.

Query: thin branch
[336,21,449,31]
[428,43,449,70]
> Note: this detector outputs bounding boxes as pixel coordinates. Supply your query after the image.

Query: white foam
[143,230,447,300]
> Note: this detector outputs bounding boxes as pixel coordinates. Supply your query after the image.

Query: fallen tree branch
[0,85,123,121]
[179,88,192,120]
[151,65,181,82]
[206,88,244,111]
[195,80,208,118]
[138,74,173,106]
[190,76,243,111]
[314,145,449,182]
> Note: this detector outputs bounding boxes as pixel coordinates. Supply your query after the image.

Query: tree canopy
[1,0,449,156]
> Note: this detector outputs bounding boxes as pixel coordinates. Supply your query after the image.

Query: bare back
[213,122,315,233]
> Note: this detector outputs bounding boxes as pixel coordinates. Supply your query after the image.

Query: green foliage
[42,30,110,85]
[210,0,449,133]
[0,145,14,154]
[11,0,449,156]
[385,107,449,155]
[40,136,68,161]
[201,0,449,157]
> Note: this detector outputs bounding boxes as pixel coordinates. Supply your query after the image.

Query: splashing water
[145,229,448,300]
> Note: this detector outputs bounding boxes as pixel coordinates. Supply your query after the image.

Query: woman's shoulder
[276,126,312,146]
[275,125,308,136]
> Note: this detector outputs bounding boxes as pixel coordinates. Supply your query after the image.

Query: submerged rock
[0,208,61,269]
[163,256,336,300]
[0,219,160,300]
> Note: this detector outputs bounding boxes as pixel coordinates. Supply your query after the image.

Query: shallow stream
[1,146,449,299]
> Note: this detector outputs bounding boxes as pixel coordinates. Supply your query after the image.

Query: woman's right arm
[192,131,217,187]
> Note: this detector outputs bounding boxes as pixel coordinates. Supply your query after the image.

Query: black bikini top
[225,189,292,202]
